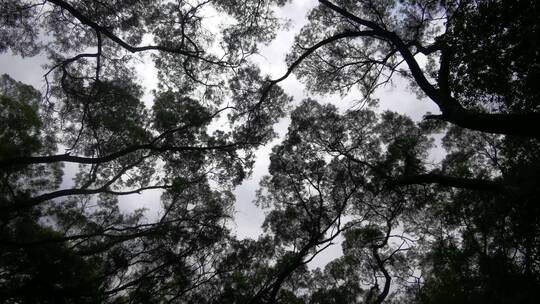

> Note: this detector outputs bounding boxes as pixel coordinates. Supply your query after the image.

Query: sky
[231,0,441,267]
[0,0,441,269]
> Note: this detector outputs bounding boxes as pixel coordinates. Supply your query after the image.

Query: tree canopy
[1,0,539,303]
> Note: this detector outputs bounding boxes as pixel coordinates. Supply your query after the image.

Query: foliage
[1,0,539,303]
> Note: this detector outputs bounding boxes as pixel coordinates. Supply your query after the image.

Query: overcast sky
[232,0,440,267]
[0,0,440,269]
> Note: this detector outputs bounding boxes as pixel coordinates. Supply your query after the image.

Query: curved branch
[47,0,223,65]
[258,30,378,105]
[274,31,377,85]
[16,155,149,209]
[319,0,540,138]
[318,0,444,105]
[372,247,391,304]
[319,0,385,32]
[249,185,357,303]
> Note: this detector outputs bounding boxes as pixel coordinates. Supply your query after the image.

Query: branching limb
[47,0,227,66]
[318,0,540,138]
[390,173,501,191]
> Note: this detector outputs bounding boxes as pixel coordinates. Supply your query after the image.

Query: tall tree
[1,0,290,301]
[252,99,539,303]
[268,0,540,137]
[1,0,539,303]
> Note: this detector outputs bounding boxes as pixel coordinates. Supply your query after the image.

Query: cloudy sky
[0,0,440,269]
[232,0,441,267]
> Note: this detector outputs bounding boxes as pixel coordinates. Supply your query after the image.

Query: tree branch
[0,141,250,169]
[47,0,223,65]
[319,0,540,138]
[258,30,378,106]
[390,173,500,191]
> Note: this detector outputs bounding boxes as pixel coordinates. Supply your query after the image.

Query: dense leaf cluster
[0,0,538,303]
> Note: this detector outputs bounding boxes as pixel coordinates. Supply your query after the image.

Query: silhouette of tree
[271,0,540,137]
[1,0,539,303]
[250,99,539,303]
[249,3,540,299]
[1,0,289,301]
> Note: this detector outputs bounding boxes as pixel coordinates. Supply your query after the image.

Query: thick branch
[0,142,247,169]
[413,39,444,55]
[391,173,500,191]
[319,0,540,138]
[319,0,385,32]
[436,111,540,138]
[343,152,499,191]
[0,105,243,169]
[372,246,391,304]
[250,187,356,304]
